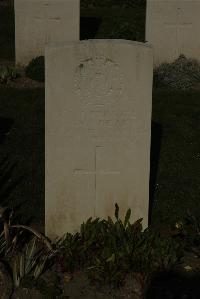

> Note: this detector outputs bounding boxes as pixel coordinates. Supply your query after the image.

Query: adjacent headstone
[146,0,200,65]
[45,40,153,238]
[15,0,80,66]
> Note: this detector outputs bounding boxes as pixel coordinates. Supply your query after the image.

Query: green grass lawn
[151,90,200,227]
[0,3,200,229]
[0,88,44,226]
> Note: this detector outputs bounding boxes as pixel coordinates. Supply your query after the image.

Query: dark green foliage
[25,56,45,82]
[81,0,146,42]
[21,275,63,297]
[57,205,182,286]
[83,6,146,42]
[183,213,200,249]
[0,206,55,287]
[173,211,200,255]
[141,231,183,272]
[81,0,146,8]
[153,55,200,90]
[0,66,19,84]
[12,236,55,287]
[107,15,145,41]
[56,233,83,272]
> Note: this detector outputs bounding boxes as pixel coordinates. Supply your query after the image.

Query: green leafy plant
[87,254,127,286]
[57,204,145,285]
[0,66,19,84]
[173,212,200,257]
[12,236,55,287]
[148,233,182,271]
[25,56,45,82]
[153,54,200,90]
[56,217,110,273]
[0,206,56,287]
[56,232,82,272]
[109,16,145,41]
[86,207,145,285]
[58,204,182,287]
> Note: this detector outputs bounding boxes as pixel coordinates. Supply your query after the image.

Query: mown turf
[151,89,200,227]
[0,88,44,225]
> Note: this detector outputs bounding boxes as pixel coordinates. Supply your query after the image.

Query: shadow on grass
[0,118,29,222]
[0,117,13,145]
[0,156,34,231]
[146,270,200,299]
[0,157,25,209]
[149,121,163,225]
[80,16,102,39]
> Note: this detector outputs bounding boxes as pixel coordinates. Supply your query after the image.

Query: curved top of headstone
[46,39,152,51]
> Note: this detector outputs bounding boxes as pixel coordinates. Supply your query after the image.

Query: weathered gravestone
[15,0,80,66]
[45,40,153,238]
[146,0,200,65]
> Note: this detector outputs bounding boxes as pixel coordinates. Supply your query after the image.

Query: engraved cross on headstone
[73,146,120,211]
[164,7,192,56]
[34,4,61,44]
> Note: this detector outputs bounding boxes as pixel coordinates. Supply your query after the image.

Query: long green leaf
[115,203,119,220]
[124,208,131,228]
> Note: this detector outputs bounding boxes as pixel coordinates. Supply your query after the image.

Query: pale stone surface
[15,0,80,66]
[146,0,200,65]
[45,40,153,238]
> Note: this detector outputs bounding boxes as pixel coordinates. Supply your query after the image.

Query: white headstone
[45,40,153,239]
[15,0,80,66]
[146,0,200,65]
